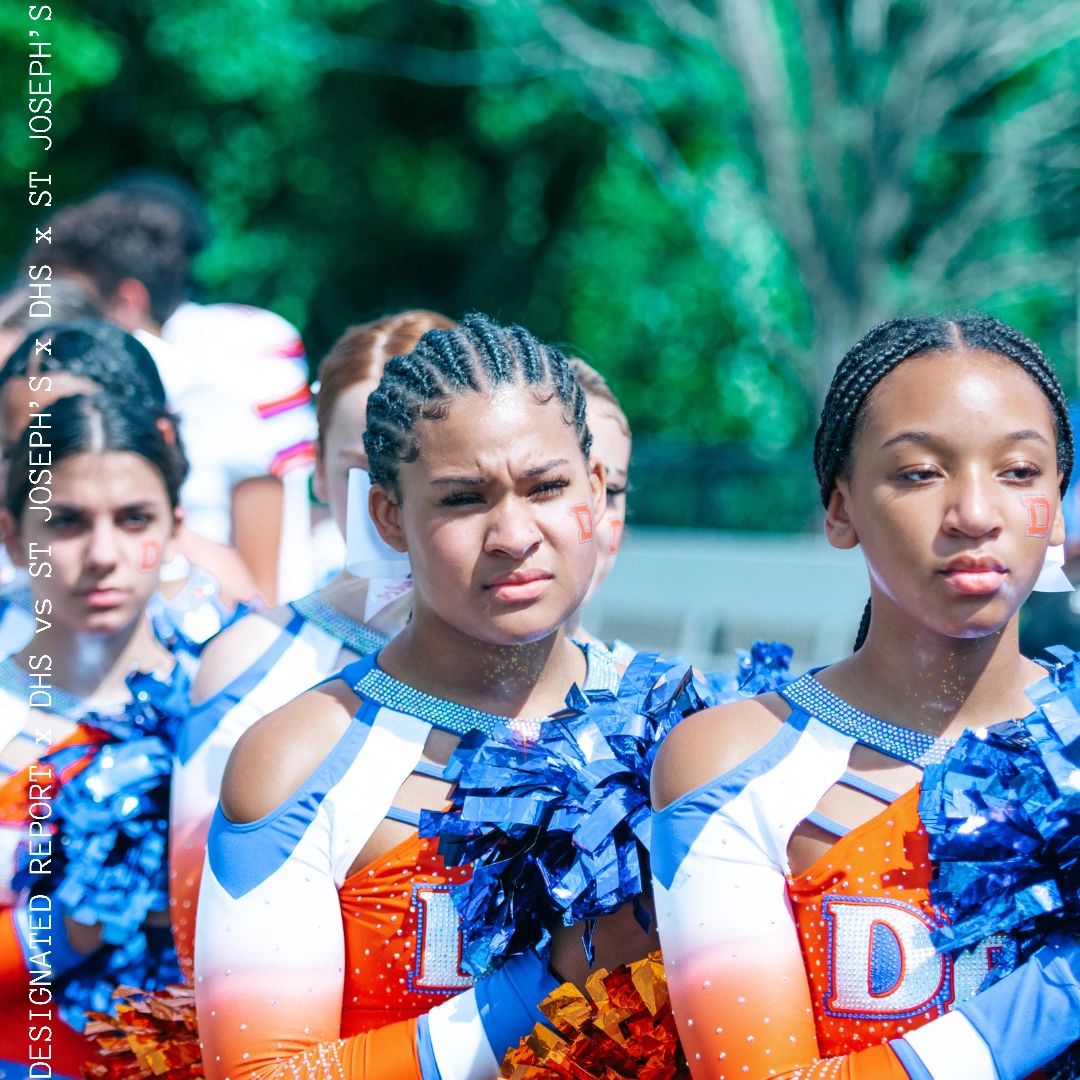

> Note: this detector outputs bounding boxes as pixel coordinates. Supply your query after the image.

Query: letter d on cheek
[1022,494,1052,538]
[138,539,161,571]
[568,504,594,543]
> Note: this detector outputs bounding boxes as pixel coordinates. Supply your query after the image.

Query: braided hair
[363,313,591,497]
[814,313,1074,650]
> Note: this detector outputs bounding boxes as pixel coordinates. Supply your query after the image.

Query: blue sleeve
[956,937,1080,1079]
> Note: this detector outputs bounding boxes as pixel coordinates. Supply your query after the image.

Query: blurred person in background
[0,322,255,632]
[166,309,450,979]
[0,279,102,369]
[0,393,195,1077]
[34,183,316,604]
[564,358,633,663]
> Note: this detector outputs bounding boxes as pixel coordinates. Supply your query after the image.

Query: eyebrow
[429,458,572,486]
[881,429,1051,450]
[51,501,159,513]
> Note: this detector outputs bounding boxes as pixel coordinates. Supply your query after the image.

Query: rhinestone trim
[290,591,389,657]
[354,640,621,740]
[781,671,954,766]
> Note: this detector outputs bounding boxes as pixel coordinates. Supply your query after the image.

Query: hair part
[813,312,1074,651]
[363,313,591,497]
[4,392,189,521]
[0,320,171,444]
[315,309,455,452]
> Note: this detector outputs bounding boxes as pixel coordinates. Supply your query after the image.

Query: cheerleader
[564,359,633,662]
[0,320,256,613]
[194,314,660,1079]
[169,310,452,977]
[651,314,1080,1079]
[0,392,190,1075]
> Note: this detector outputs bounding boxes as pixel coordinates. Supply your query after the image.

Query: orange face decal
[607,518,624,555]
[1022,494,1052,538]
[138,539,162,571]
[569,504,594,543]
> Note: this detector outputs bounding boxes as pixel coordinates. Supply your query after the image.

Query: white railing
[585,527,870,672]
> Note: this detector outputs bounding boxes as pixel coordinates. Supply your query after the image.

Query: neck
[18,613,170,706]
[824,595,1039,739]
[377,605,586,719]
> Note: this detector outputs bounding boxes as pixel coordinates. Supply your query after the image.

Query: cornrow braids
[364,313,591,497]
[813,313,1074,650]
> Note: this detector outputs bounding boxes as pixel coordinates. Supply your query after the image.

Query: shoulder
[650,691,791,811]
[191,604,302,706]
[219,679,360,824]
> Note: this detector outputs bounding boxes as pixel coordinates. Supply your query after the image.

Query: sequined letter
[823,897,950,1019]
[410,885,473,993]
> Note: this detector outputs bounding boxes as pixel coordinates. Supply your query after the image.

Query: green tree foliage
[3,0,1079,530]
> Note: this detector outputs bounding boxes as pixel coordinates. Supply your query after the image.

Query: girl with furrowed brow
[652,314,1080,1080]
[194,315,668,1080]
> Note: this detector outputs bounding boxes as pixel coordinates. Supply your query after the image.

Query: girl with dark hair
[651,314,1080,1078]
[0,393,191,1076]
[168,308,452,977]
[193,314,670,1079]
[0,319,256,622]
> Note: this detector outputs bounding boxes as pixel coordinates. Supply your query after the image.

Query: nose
[84,516,120,572]
[484,498,542,560]
[943,469,1004,540]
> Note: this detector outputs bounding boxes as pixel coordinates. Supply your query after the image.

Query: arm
[230,476,285,606]
[650,704,1080,1080]
[195,688,557,1080]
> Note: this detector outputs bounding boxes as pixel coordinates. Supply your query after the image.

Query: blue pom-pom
[920,648,1080,960]
[423,641,792,977]
[14,665,189,1030]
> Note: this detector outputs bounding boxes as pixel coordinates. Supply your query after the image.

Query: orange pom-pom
[500,953,689,1079]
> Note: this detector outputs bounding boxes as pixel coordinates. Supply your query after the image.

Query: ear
[106,277,154,333]
[588,458,606,527]
[824,481,859,550]
[1050,491,1067,546]
[0,509,24,567]
[368,484,407,553]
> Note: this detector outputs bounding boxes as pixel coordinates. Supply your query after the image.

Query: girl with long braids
[168,309,450,977]
[651,314,1080,1079]
[194,314,669,1079]
[0,392,190,1075]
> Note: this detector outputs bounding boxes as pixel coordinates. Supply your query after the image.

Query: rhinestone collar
[351,640,621,740]
[781,670,954,767]
[290,591,390,657]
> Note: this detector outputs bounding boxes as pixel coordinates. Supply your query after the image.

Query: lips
[77,586,128,609]
[485,569,553,603]
[940,555,1008,596]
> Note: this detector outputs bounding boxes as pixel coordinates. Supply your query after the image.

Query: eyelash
[438,477,573,507]
[894,464,1044,484]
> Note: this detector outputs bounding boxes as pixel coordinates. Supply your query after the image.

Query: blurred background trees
[4,0,1080,531]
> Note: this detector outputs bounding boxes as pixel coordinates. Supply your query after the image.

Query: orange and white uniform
[652,670,1080,1079]
[195,644,621,1080]
[170,595,388,978]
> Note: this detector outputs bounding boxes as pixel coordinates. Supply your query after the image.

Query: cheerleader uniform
[195,643,623,1080]
[170,592,389,978]
[652,670,1080,1079]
